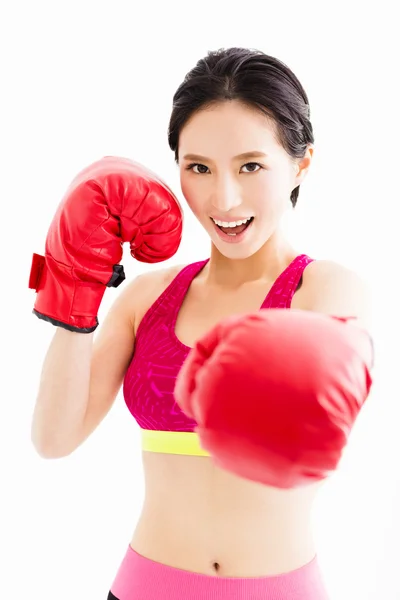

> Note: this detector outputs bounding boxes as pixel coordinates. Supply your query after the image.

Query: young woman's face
[178,100,311,259]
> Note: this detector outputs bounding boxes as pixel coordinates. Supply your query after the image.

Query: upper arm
[301,260,373,332]
[78,277,139,444]
[79,266,184,444]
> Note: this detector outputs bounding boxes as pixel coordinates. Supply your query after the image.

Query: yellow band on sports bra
[141,429,210,457]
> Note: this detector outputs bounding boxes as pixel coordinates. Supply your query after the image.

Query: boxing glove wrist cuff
[32,309,98,333]
[30,253,108,331]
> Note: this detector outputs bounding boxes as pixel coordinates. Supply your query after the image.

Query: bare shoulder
[300,259,372,330]
[115,263,187,333]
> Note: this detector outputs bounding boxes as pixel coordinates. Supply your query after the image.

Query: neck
[202,230,298,288]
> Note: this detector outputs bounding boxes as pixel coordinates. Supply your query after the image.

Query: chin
[211,237,267,261]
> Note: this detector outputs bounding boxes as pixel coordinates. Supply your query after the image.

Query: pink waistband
[110,545,330,599]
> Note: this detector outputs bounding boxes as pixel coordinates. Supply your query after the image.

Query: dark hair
[168,47,314,208]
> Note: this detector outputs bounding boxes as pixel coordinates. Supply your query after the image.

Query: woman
[30,47,370,599]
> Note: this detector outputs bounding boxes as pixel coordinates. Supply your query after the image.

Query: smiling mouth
[211,216,254,236]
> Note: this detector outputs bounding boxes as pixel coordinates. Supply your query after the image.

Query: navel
[212,561,220,573]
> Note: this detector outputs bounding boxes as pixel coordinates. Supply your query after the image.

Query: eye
[186,163,210,174]
[185,162,263,175]
[241,162,263,173]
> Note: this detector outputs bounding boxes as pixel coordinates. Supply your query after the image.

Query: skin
[179,100,311,285]
[125,100,371,577]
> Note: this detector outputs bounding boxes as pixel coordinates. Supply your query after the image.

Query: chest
[124,266,308,432]
[175,280,302,349]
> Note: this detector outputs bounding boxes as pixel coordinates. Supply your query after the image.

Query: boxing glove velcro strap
[29,253,45,291]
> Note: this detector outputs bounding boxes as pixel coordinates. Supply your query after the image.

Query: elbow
[32,444,71,460]
[30,429,76,459]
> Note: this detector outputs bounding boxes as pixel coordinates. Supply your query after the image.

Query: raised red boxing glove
[29,156,183,332]
[175,309,373,489]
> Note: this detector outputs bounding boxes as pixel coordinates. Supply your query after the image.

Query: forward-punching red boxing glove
[175,309,373,489]
[29,156,183,333]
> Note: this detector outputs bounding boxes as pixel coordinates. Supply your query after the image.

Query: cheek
[248,175,278,206]
[250,175,289,218]
[180,175,206,218]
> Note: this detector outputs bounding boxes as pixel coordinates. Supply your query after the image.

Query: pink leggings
[108,545,330,599]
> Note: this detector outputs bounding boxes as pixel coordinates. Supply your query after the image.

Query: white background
[1,1,399,598]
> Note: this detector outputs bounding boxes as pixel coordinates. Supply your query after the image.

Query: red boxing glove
[29,156,183,332]
[175,309,373,489]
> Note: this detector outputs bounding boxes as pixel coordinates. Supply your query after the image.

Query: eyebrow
[182,151,269,162]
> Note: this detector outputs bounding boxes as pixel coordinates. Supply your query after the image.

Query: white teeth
[211,217,252,227]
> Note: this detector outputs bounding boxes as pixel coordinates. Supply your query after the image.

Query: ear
[293,145,314,187]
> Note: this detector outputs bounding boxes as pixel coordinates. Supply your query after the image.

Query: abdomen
[130,451,323,577]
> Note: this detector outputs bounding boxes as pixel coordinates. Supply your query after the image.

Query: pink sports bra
[123,254,314,456]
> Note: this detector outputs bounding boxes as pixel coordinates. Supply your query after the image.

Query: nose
[210,175,242,213]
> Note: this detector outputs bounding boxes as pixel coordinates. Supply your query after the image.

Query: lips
[217,218,254,235]
[210,216,255,244]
